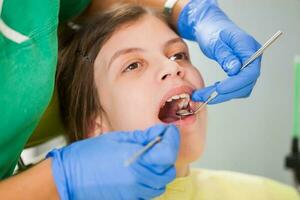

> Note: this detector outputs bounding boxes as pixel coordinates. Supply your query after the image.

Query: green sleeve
[0,0,59,179]
[0,0,90,179]
[59,0,91,22]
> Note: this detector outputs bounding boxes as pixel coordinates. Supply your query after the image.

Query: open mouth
[158,93,193,123]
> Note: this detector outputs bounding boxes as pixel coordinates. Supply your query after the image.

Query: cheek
[186,67,205,88]
[95,78,126,130]
[104,84,156,131]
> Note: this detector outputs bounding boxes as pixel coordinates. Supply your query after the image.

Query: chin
[176,125,206,162]
[176,152,203,168]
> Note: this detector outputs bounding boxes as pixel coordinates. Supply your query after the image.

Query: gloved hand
[47,124,180,200]
[177,0,261,104]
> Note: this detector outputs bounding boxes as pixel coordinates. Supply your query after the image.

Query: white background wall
[190,0,300,186]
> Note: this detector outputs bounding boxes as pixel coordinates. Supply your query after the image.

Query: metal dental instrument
[176,30,284,117]
[124,136,161,166]
[241,30,283,70]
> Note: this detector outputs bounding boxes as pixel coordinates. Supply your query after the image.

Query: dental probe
[124,136,161,166]
[177,30,284,117]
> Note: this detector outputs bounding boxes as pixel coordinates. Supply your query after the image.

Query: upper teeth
[166,93,190,102]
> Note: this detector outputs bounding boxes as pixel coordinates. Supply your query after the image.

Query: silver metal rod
[193,91,218,115]
[124,136,161,166]
[241,30,283,70]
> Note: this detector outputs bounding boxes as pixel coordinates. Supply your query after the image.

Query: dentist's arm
[85,0,261,104]
[0,159,59,200]
[47,124,179,200]
[0,124,179,200]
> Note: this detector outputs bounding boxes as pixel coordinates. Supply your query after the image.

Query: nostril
[177,71,181,76]
[161,74,168,80]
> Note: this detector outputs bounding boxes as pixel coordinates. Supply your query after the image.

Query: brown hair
[57,4,171,141]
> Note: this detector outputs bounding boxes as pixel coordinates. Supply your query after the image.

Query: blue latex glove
[47,124,179,200]
[177,0,261,104]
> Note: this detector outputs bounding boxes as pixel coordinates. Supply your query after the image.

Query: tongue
[159,99,182,123]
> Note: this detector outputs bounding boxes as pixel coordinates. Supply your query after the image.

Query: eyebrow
[164,37,186,49]
[107,37,186,69]
[108,48,144,68]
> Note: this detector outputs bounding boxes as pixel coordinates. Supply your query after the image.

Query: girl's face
[93,14,207,167]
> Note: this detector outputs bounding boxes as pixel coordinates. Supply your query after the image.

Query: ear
[86,113,111,138]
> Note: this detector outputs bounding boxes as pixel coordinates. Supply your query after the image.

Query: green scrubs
[0,0,90,179]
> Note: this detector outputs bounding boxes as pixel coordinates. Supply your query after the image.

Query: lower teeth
[177,109,190,116]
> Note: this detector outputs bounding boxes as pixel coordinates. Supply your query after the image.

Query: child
[56,4,299,200]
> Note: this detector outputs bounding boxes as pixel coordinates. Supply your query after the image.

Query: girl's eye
[123,62,141,73]
[170,52,188,61]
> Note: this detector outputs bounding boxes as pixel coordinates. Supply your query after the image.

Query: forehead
[96,14,179,63]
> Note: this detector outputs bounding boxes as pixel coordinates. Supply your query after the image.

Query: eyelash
[169,52,189,61]
[123,61,143,73]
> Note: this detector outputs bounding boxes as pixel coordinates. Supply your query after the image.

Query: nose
[159,59,185,81]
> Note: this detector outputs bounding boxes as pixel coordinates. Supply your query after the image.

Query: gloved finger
[191,80,256,104]
[216,58,260,94]
[135,183,165,200]
[209,81,256,104]
[191,83,218,102]
[111,124,168,145]
[141,125,180,167]
[192,57,259,103]
[219,29,261,76]
[133,163,176,189]
[213,38,242,76]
